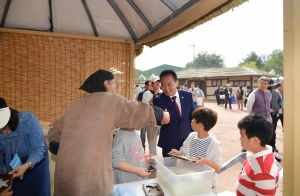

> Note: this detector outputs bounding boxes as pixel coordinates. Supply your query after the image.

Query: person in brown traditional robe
[48,70,156,196]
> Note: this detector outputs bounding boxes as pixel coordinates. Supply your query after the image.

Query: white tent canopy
[0,0,248,47]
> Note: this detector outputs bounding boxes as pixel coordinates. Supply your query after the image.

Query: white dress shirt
[170,90,182,116]
[142,90,162,103]
[135,87,142,97]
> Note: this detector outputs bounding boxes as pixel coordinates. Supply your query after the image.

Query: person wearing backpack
[137,80,152,150]
[137,81,151,102]
[135,85,142,100]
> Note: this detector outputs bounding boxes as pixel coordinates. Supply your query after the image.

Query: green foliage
[239,51,263,69]
[261,49,283,76]
[241,61,258,69]
[184,51,225,69]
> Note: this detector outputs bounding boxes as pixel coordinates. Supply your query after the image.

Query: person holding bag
[236,85,244,110]
[0,97,51,196]
[218,86,225,105]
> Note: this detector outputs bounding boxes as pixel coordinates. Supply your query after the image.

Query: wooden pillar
[283,0,300,195]
[129,42,135,101]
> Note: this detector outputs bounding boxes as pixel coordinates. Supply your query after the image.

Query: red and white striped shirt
[236,145,280,196]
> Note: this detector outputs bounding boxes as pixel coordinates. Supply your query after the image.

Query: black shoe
[274,147,279,152]
[148,165,155,172]
[275,157,281,162]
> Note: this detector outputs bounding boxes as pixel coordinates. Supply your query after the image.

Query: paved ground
[144,100,284,194]
[45,99,284,195]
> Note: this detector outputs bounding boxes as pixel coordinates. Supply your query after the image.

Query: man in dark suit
[153,70,194,157]
[224,84,232,110]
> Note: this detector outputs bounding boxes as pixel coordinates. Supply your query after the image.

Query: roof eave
[138,0,249,47]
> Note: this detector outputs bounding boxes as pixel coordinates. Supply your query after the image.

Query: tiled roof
[176,67,276,79]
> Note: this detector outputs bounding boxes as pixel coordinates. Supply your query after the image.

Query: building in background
[176,67,275,99]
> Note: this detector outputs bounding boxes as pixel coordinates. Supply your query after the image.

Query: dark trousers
[278,113,283,127]
[220,99,225,105]
[244,98,248,107]
[269,114,278,150]
[225,98,232,109]
[216,98,220,105]
[140,126,147,148]
[162,148,172,157]
[162,139,184,157]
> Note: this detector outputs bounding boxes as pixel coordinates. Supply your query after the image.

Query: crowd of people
[0,69,283,196]
[213,84,248,109]
[132,74,283,195]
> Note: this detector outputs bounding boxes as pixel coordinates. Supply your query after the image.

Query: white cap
[151,76,160,83]
[0,107,10,129]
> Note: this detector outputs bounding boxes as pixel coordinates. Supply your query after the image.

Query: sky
[135,0,283,71]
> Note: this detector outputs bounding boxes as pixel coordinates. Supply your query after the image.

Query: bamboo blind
[0,30,132,122]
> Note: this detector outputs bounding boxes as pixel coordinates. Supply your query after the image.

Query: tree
[241,61,258,69]
[238,51,264,69]
[262,49,283,76]
[184,51,225,69]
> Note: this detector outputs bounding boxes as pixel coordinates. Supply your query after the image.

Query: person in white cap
[142,75,164,156]
[142,76,162,104]
[0,97,50,196]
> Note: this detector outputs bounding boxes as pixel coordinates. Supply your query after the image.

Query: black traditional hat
[79,69,114,93]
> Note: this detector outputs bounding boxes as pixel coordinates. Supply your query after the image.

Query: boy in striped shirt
[236,114,280,196]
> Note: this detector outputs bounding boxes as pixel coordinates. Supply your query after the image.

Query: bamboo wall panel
[0,31,131,122]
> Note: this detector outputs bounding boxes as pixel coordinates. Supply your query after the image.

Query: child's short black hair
[238,114,272,146]
[192,108,218,131]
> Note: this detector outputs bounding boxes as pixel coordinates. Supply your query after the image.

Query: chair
[218,152,246,174]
